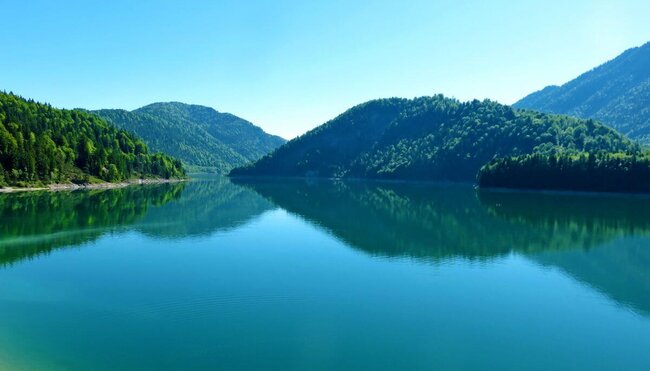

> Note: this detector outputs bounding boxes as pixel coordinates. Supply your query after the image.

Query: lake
[1,176,649,370]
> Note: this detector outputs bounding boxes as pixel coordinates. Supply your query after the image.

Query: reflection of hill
[238,180,520,260]
[532,239,650,316]
[134,177,276,238]
[238,179,650,315]
[0,183,185,265]
[0,177,276,265]
[237,179,648,261]
[478,190,650,245]
[478,190,650,315]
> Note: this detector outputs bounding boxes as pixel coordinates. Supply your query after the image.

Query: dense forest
[478,152,650,193]
[230,95,636,181]
[515,41,650,144]
[0,92,185,187]
[95,102,285,173]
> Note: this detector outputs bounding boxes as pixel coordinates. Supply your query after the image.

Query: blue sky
[3,0,650,138]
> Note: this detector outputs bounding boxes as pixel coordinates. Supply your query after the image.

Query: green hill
[230,95,636,181]
[0,92,184,187]
[95,102,285,173]
[514,41,650,144]
[477,151,650,193]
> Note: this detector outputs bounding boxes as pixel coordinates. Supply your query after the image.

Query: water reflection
[236,178,650,315]
[479,190,650,245]
[2,176,650,316]
[236,179,650,260]
[478,190,650,315]
[0,183,185,265]
[0,177,275,265]
[135,176,276,238]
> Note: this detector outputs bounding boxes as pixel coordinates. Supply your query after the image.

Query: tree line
[232,95,638,182]
[0,92,184,187]
[478,151,650,193]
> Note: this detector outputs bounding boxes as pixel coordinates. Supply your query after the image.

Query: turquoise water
[0,177,649,370]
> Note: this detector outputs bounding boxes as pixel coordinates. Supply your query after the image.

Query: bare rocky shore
[0,178,186,193]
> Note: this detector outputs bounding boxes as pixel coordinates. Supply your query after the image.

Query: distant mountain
[95,102,285,173]
[515,41,650,143]
[230,95,635,181]
[0,92,184,187]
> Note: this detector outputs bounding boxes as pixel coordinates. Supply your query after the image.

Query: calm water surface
[1,176,649,370]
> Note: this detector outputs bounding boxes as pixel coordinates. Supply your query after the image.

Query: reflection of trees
[0,177,276,266]
[135,177,276,238]
[478,190,650,246]
[479,192,650,314]
[480,190,650,316]
[238,179,650,315]
[532,240,650,316]
[0,183,185,265]
[3,177,650,315]
[235,180,496,260]
[239,180,650,261]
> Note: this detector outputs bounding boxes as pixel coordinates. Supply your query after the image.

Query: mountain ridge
[514,41,650,143]
[95,102,285,173]
[0,92,185,187]
[230,94,636,181]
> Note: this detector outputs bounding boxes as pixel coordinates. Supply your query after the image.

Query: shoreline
[0,177,187,193]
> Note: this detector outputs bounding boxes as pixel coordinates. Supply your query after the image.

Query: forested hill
[514,41,650,144]
[0,92,184,187]
[230,95,636,181]
[95,102,285,173]
[478,152,650,193]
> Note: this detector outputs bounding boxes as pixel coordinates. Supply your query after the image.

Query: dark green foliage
[94,102,285,173]
[231,95,636,181]
[515,41,650,144]
[0,92,184,186]
[478,152,650,192]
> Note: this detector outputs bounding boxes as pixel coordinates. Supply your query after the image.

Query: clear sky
[3,0,650,139]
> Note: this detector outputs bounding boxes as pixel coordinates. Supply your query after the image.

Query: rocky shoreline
[0,178,186,193]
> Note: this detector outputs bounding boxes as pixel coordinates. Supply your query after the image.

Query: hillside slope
[230,95,636,181]
[515,42,650,143]
[95,102,285,173]
[0,92,184,187]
